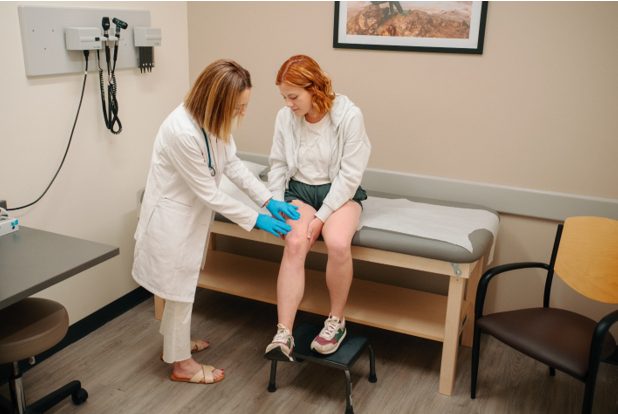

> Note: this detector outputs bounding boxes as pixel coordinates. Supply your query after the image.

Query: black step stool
[266,323,377,414]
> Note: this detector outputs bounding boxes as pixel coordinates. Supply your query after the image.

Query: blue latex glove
[266,199,300,221]
[255,214,292,238]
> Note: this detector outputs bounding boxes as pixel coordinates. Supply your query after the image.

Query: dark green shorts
[284,179,367,211]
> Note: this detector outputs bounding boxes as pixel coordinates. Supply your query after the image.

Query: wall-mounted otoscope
[97,16,128,134]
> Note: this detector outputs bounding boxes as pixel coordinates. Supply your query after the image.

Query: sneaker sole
[264,347,294,362]
[311,329,347,355]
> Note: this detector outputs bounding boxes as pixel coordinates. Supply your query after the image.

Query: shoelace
[274,325,291,343]
[321,317,341,339]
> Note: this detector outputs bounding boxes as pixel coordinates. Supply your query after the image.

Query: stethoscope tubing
[201,128,217,177]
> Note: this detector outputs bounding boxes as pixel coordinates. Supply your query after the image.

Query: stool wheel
[71,388,88,405]
[369,373,377,383]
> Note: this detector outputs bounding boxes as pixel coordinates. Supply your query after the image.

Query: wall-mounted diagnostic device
[9,6,163,210]
[64,27,102,51]
[134,27,161,73]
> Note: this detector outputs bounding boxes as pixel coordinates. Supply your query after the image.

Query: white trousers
[159,300,192,363]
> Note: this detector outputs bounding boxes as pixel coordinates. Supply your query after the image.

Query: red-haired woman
[265,55,371,361]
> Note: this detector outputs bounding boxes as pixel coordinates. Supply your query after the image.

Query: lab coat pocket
[178,222,208,275]
[141,199,193,276]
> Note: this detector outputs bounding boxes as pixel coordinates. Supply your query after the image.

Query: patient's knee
[325,239,351,261]
[284,233,310,257]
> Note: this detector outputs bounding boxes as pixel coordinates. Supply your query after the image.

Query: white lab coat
[132,104,272,303]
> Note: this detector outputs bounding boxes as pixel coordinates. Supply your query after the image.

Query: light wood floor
[3,289,617,414]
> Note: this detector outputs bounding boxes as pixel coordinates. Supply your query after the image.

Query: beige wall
[1,1,190,323]
[187,2,617,324]
[2,2,615,329]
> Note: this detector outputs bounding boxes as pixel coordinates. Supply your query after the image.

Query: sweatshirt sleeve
[165,132,259,231]
[267,110,289,201]
[315,108,371,222]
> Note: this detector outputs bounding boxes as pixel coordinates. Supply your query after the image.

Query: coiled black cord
[8,51,90,211]
[97,42,122,134]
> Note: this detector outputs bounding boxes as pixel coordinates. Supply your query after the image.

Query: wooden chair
[470,216,618,414]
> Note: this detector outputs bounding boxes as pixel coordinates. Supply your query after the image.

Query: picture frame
[333,1,488,54]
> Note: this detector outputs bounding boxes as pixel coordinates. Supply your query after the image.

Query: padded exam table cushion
[216,190,497,264]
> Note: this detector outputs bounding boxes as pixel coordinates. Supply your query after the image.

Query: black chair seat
[478,307,616,379]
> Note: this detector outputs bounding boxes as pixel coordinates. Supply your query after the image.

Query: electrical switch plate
[18,5,151,76]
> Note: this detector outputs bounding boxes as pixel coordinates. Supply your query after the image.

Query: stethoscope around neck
[201,128,217,177]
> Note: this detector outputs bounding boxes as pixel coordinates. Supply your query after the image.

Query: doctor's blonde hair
[185,59,252,142]
[276,55,335,115]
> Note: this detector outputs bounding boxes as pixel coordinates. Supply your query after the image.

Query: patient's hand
[307,217,323,244]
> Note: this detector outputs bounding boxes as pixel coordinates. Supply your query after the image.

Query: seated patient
[265,55,371,360]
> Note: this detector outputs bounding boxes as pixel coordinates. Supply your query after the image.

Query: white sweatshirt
[268,94,371,222]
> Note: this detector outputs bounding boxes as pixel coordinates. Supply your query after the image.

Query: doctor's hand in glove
[266,199,300,221]
[255,214,292,238]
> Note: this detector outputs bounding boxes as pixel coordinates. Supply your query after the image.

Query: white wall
[0,1,189,323]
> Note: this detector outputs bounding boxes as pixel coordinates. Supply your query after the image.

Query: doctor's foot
[160,339,209,361]
[170,358,225,384]
[190,338,210,353]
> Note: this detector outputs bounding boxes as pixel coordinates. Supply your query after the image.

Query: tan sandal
[160,339,210,361]
[170,364,224,384]
[190,339,209,353]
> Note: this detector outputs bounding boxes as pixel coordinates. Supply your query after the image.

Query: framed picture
[333,1,488,54]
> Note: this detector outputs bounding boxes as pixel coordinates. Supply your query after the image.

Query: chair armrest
[590,309,618,366]
[475,262,550,319]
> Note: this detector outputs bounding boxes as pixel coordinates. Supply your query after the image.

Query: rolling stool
[267,323,377,414]
[0,298,88,413]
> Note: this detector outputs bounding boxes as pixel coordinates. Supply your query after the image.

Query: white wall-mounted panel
[18,5,150,76]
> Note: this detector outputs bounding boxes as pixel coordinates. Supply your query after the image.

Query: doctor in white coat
[132,59,299,385]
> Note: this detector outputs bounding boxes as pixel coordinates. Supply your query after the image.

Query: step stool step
[293,323,370,370]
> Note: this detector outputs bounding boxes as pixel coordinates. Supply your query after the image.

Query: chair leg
[9,362,26,414]
[549,367,556,376]
[267,360,278,392]
[581,366,600,414]
[367,344,377,383]
[581,381,595,414]
[28,380,86,412]
[470,327,481,399]
[7,361,87,414]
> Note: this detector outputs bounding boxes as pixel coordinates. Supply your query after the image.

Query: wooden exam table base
[154,221,487,396]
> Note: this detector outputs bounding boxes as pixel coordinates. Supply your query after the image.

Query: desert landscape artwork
[334,1,488,54]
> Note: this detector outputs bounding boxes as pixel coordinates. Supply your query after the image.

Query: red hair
[276,55,335,115]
